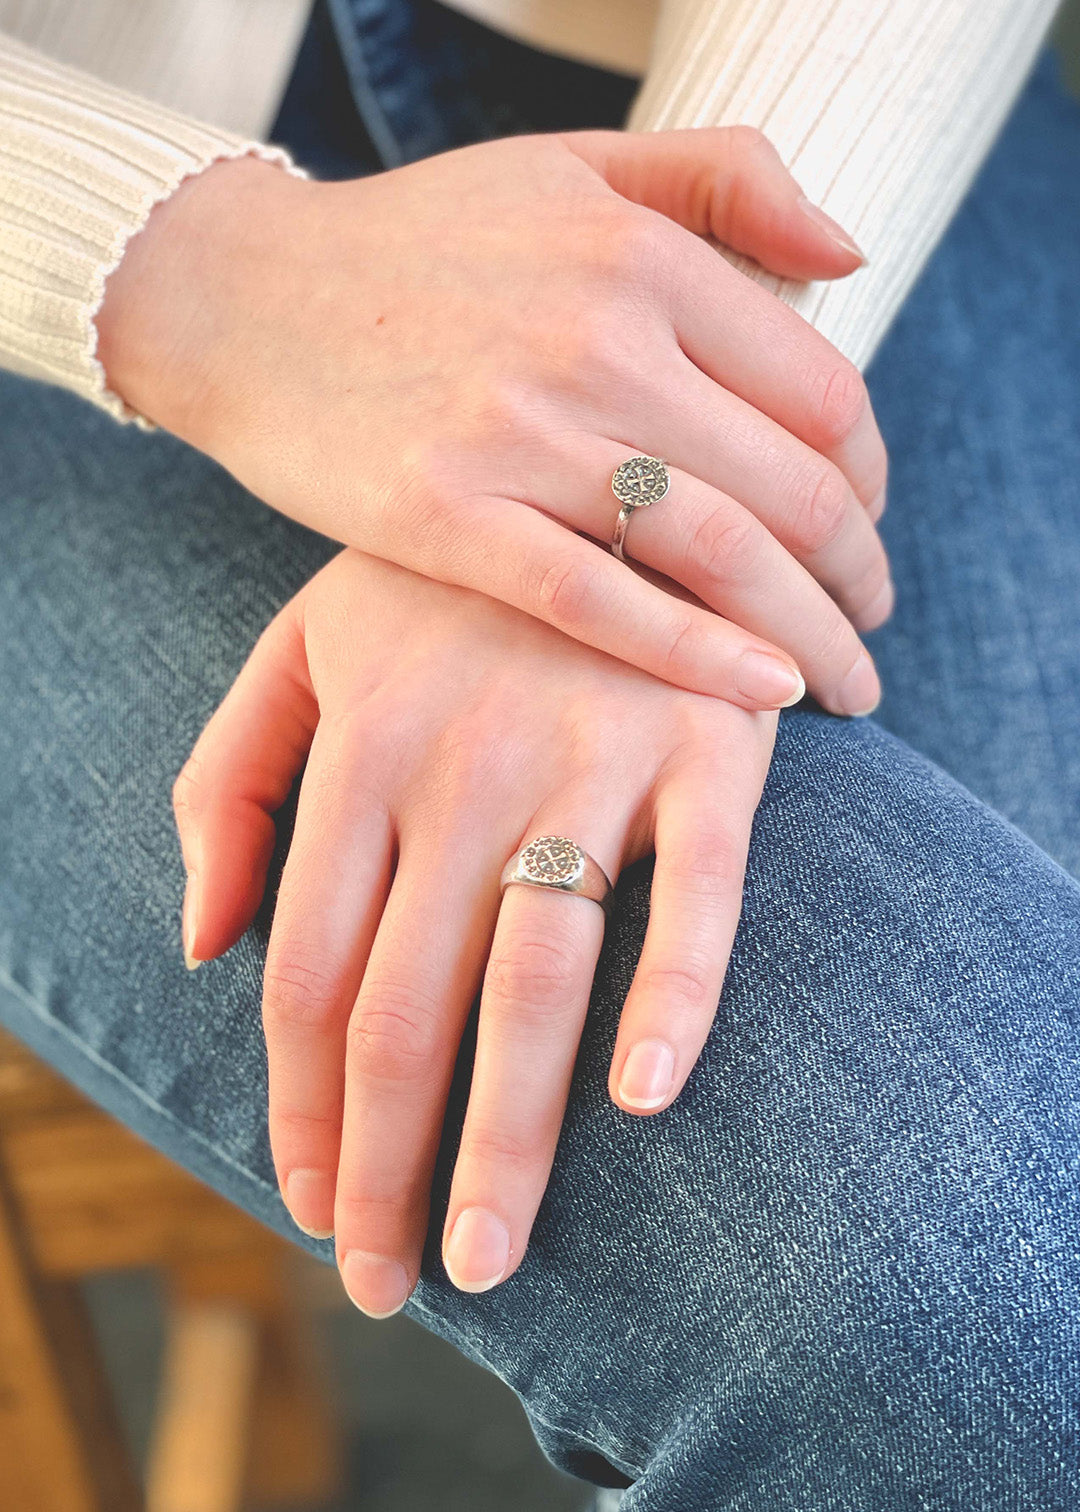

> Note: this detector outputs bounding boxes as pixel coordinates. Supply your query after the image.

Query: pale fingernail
[444,1207,511,1293]
[736,651,805,709]
[834,649,881,716]
[182,873,201,970]
[341,1250,411,1319]
[618,1038,676,1110]
[283,1168,335,1240]
[868,486,887,522]
[796,195,866,264]
[859,578,895,630]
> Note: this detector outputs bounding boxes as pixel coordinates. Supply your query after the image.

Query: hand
[172,550,778,1314]
[101,126,888,717]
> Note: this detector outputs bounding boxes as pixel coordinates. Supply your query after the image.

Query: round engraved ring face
[611,455,670,509]
[518,837,585,887]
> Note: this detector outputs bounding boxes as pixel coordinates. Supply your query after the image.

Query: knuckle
[271,1103,341,1141]
[465,374,544,452]
[596,210,669,285]
[346,984,442,1084]
[332,1187,413,1239]
[636,961,714,1013]
[263,952,340,1029]
[485,934,580,1018]
[532,556,599,632]
[791,467,851,557]
[557,300,644,392]
[460,1119,537,1175]
[578,208,680,311]
[664,826,743,898]
[659,615,704,686]
[263,950,343,1033]
[171,755,206,825]
[395,436,477,534]
[811,359,868,450]
[729,123,768,152]
[847,558,890,620]
[812,606,860,672]
[688,503,762,585]
[864,440,890,507]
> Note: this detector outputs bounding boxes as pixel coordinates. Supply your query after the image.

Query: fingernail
[796,195,866,264]
[834,649,881,716]
[182,873,201,970]
[736,651,805,709]
[858,577,895,630]
[444,1207,511,1293]
[867,485,887,522]
[283,1168,335,1240]
[618,1038,676,1110]
[341,1250,411,1319]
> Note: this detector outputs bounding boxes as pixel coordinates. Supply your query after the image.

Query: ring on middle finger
[610,455,671,564]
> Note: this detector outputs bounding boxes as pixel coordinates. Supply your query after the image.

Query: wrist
[95,154,311,443]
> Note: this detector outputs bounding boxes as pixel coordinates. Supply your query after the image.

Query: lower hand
[173,550,777,1314]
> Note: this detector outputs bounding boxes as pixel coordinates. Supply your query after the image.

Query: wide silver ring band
[500,836,614,916]
[610,454,671,564]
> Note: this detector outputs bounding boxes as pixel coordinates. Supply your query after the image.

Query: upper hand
[173,549,777,1314]
[101,126,889,716]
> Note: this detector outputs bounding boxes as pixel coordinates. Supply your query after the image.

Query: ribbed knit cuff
[0,34,306,426]
[631,0,1058,371]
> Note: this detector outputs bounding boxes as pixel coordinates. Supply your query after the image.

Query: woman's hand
[100,126,888,718]
[173,550,778,1315]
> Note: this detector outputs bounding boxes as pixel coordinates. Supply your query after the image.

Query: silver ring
[500,836,614,916]
[610,455,670,564]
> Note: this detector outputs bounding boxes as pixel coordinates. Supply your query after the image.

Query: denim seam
[0,960,278,1196]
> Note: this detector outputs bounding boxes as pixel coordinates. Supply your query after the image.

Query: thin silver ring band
[610,455,671,564]
[500,836,614,916]
[611,504,636,564]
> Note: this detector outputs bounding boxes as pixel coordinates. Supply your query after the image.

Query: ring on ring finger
[610,455,671,564]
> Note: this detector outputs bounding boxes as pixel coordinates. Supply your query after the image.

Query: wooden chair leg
[148,1246,341,1512]
[245,1260,342,1509]
[0,1171,141,1512]
[146,1299,260,1512]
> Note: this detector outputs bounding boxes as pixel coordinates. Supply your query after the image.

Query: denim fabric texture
[0,3,1078,1506]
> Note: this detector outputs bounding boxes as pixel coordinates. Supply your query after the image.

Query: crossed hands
[101,122,889,1316]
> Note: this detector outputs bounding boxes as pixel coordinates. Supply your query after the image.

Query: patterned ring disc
[611,455,670,509]
[518,836,585,887]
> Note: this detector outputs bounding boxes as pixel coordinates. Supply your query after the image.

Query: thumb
[173,598,318,968]
[562,124,865,281]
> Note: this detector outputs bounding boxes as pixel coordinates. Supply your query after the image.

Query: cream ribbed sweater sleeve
[0,32,302,423]
[629,0,1061,370]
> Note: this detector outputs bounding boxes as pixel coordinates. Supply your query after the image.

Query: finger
[622,352,895,631]
[333,826,504,1319]
[665,233,889,508]
[262,721,395,1240]
[610,721,772,1116]
[443,811,621,1293]
[505,439,881,718]
[172,599,317,967]
[562,125,865,280]
[422,496,805,709]
[629,471,883,717]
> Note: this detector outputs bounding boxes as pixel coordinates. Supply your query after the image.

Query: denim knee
[411,713,1080,1507]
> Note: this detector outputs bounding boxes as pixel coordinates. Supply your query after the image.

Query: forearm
[629,0,1061,369]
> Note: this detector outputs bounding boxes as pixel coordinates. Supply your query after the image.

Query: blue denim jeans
[1,2,1079,1505]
